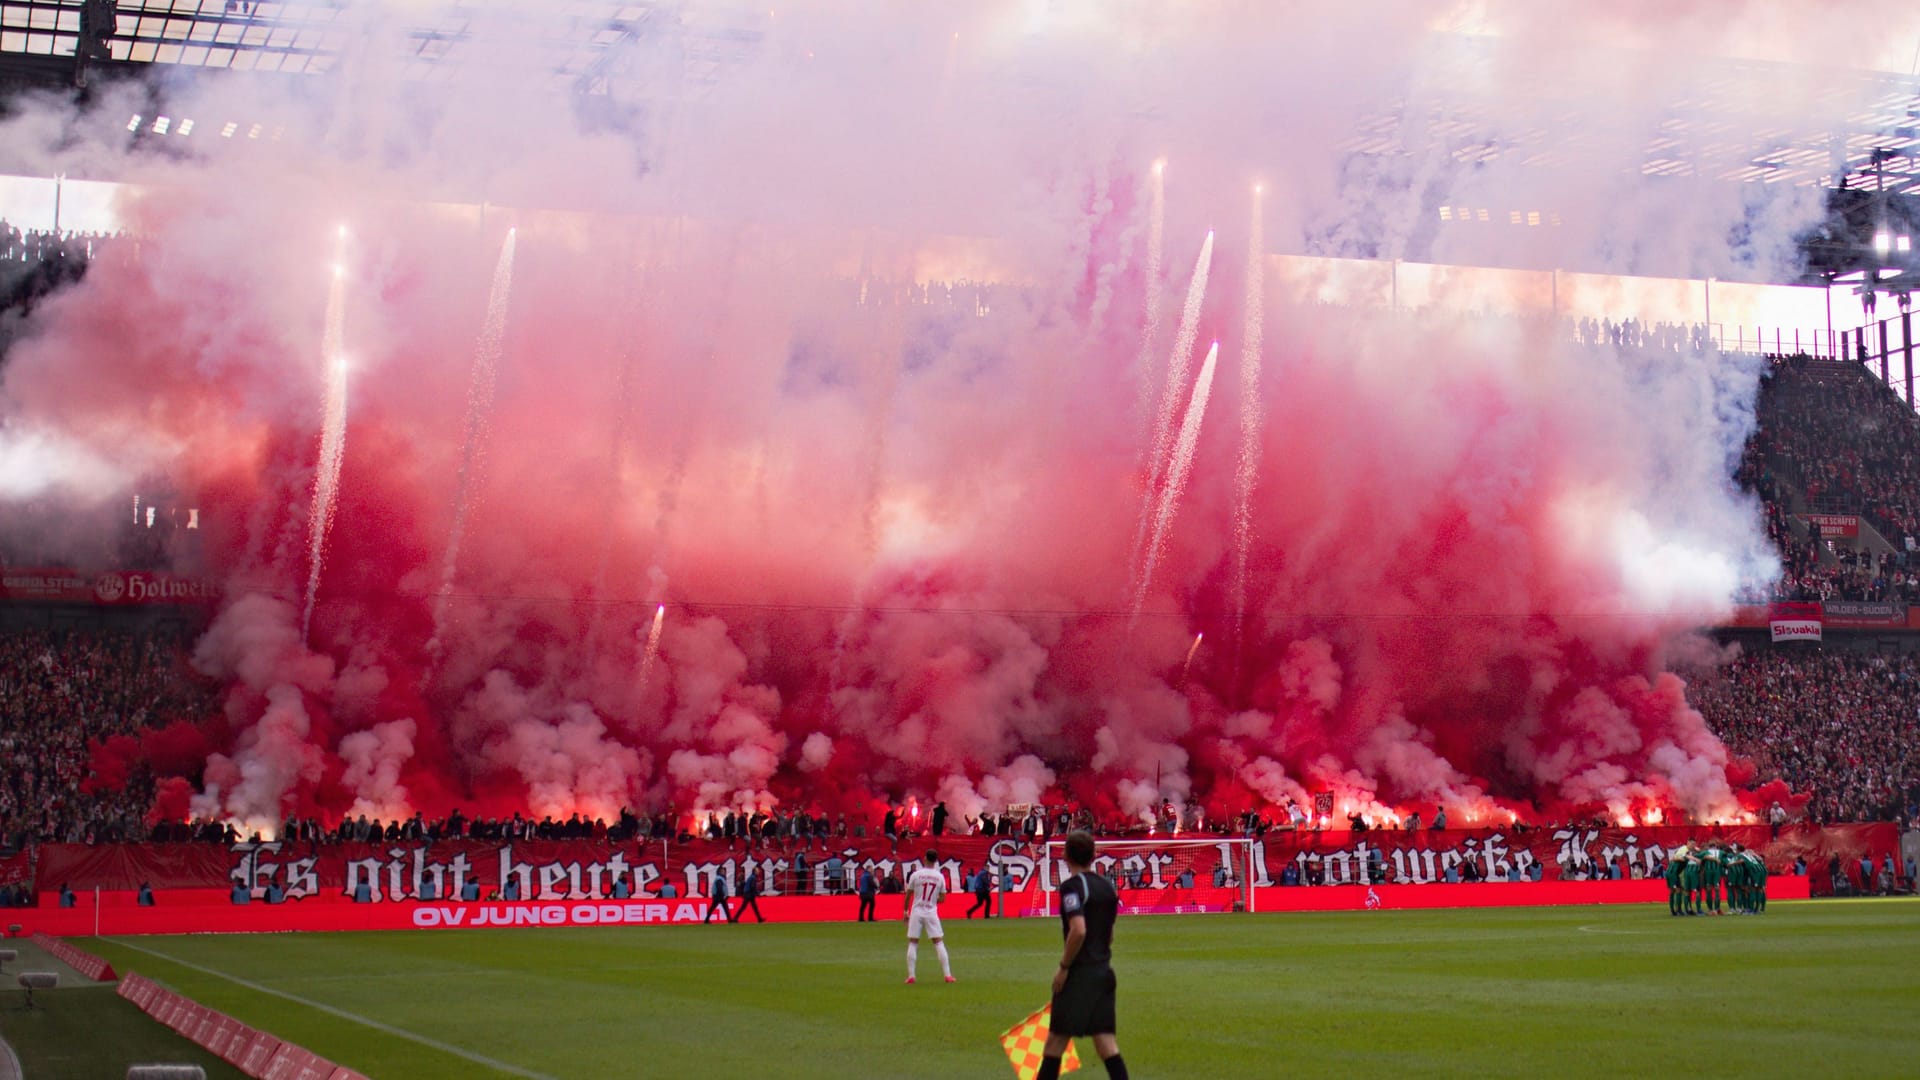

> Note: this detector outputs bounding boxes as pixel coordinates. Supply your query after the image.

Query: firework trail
[428,228,517,654]
[1182,631,1204,681]
[1128,230,1214,593]
[1231,185,1267,688]
[1133,341,1220,625]
[637,603,667,694]
[301,237,350,643]
[1130,159,1168,438]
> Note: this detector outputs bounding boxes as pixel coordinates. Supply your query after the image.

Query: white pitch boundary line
[107,938,557,1080]
[0,1030,22,1080]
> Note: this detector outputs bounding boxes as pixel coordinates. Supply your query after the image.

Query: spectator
[1,627,218,851]
[1687,648,1920,823]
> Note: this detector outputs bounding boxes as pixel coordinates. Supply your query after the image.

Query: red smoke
[28,206,1763,833]
[12,2,1870,834]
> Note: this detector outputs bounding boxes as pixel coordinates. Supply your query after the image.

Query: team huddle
[1664,840,1769,916]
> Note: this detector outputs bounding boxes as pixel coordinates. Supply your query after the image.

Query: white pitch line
[108,938,557,1080]
[0,1030,23,1080]
[1575,924,1651,935]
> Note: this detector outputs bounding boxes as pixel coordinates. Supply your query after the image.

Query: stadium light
[1899,235,1913,254]
[1874,229,1892,254]
[127,114,142,132]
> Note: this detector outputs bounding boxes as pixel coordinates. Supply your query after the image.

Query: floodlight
[1874,230,1892,254]
[1898,235,1913,254]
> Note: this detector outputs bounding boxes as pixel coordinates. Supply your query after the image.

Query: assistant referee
[1038,830,1128,1080]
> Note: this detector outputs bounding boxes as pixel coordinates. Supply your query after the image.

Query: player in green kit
[1664,846,1687,915]
[1700,842,1724,914]
[1680,844,1702,915]
[1744,847,1768,914]
[1724,843,1748,913]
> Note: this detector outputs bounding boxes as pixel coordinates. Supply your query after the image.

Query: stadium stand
[1745,354,1920,601]
[1689,648,1920,827]
[0,627,215,852]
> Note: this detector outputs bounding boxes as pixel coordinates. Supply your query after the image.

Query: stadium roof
[3,4,1915,196]
[0,3,1915,284]
[0,0,765,95]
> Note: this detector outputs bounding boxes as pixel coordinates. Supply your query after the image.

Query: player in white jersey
[904,848,955,984]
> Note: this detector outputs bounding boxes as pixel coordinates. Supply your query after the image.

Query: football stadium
[1,2,1919,1077]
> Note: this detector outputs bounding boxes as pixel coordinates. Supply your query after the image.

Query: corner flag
[1000,1004,1081,1079]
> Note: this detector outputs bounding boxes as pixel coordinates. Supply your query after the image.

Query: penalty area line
[107,938,557,1080]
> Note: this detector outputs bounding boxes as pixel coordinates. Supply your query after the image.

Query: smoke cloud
[4,2,1914,831]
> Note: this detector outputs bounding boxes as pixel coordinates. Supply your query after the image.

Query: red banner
[25,823,1894,903]
[6,877,1817,938]
[0,567,217,605]
[0,849,32,888]
[1767,600,1823,642]
[1818,599,1908,629]
[1803,513,1860,538]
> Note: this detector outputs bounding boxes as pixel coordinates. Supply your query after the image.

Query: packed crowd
[0,224,129,323]
[1744,355,1920,602]
[0,627,217,851]
[1571,316,1714,353]
[1689,648,1920,826]
[0,222,125,265]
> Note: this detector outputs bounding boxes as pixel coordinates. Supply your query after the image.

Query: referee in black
[1039,830,1128,1080]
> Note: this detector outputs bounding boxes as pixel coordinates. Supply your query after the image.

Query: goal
[1026,837,1257,916]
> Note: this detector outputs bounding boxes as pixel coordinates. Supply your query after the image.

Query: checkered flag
[999,1004,1081,1079]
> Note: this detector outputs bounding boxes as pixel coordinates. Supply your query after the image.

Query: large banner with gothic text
[30,823,1896,904]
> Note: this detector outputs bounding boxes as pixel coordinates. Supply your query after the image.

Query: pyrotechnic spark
[1129,158,1168,463]
[429,229,517,654]
[301,232,351,642]
[1181,631,1203,680]
[637,603,667,695]
[1231,185,1266,691]
[1133,341,1219,624]
[1129,230,1213,593]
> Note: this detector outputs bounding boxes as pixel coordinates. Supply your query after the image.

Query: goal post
[1027,837,1257,916]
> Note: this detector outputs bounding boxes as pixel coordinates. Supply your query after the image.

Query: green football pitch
[5,899,1915,1078]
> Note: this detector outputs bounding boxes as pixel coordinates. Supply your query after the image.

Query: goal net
[1026,837,1257,916]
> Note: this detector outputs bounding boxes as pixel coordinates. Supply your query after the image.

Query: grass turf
[67,898,1920,1079]
[0,936,247,1079]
